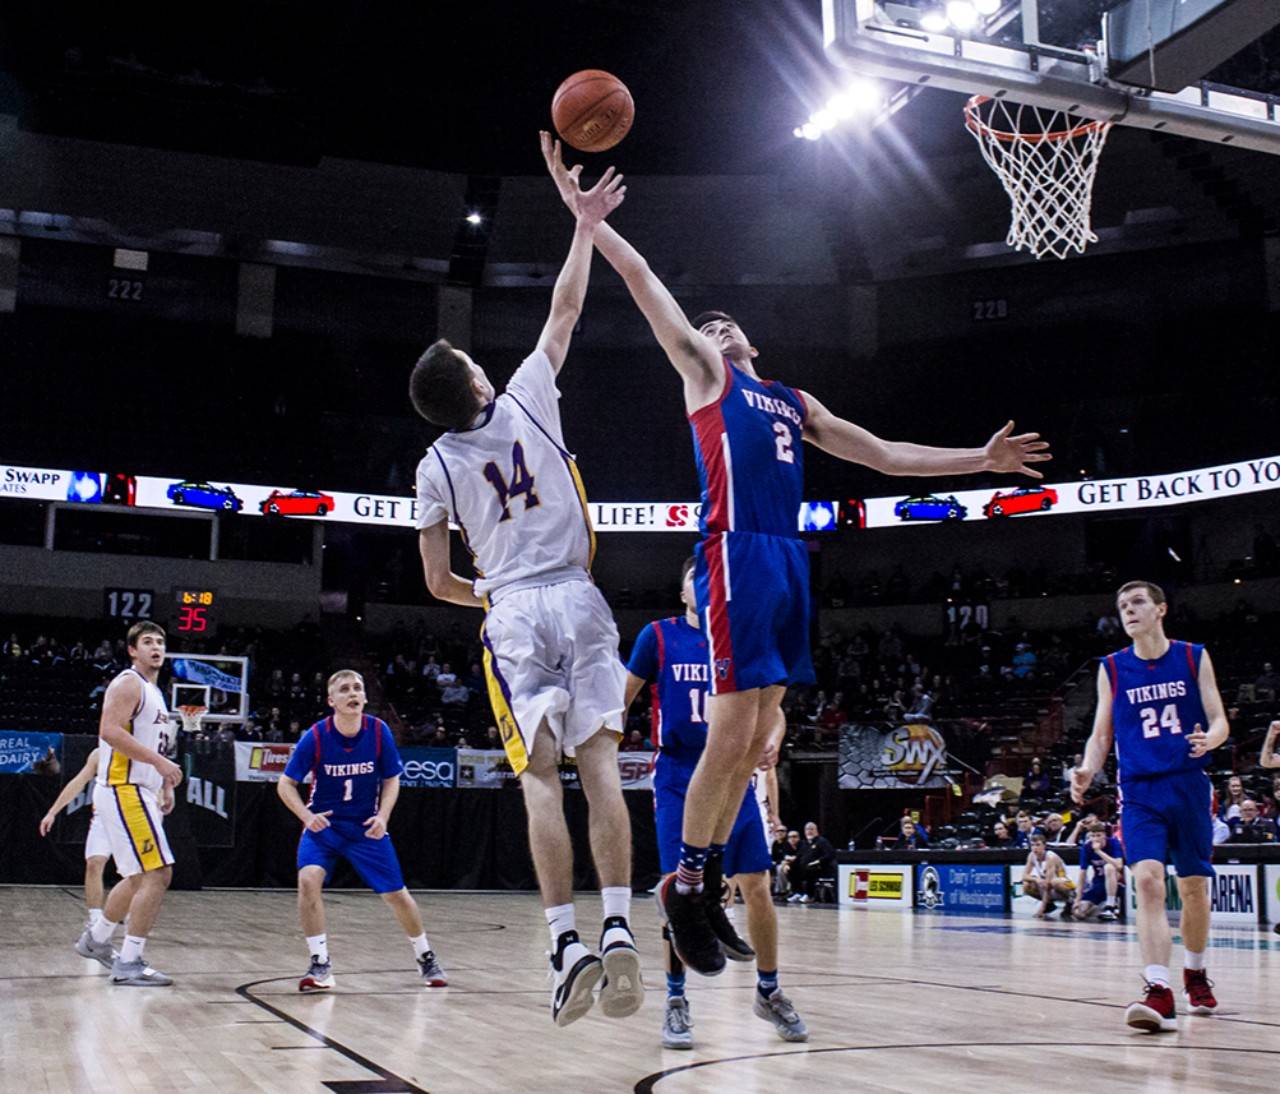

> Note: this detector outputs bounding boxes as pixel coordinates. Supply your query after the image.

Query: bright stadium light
[813,108,837,131]
[920,9,949,32]
[974,0,1000,13]
[798,121,822,140]
[465,212,483,226]
[827,91,857,120]
[848,79,884,113]
[946,1,978,29]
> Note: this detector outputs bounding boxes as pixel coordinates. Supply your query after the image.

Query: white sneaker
[549,932,603,1028]
[75,927,116,971]
[598,918,644,1019]
[662,995,694,1049]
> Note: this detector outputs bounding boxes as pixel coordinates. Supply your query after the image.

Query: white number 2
[343,778,353,801]
[773,421,794,464]
[1140,704,1183,739]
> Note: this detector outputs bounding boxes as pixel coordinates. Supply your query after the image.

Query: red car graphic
[983,486,1058,518]
[260,489,335,516]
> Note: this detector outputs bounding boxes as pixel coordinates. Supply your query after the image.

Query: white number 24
[1140,704,1183,739]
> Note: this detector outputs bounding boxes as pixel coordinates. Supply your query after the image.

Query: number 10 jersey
[415,349,595,603]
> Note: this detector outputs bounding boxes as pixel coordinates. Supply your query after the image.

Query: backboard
[165,652,249,725]
[823,1,1280,155]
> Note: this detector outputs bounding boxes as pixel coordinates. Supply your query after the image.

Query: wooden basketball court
[4,885,1276,1092]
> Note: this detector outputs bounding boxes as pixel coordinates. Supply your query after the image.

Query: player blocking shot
[411,155,643,1027]
[542,132,1052,976]
[625,556,807,1048]
[75,622,182,986]
[1072,581,1229,1032]
[277,671,446,991]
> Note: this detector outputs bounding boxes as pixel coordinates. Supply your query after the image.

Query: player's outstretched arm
[418,521,484,609]
[1072,666,1115,804]
[98,676,182,788]
[540,132,721,400]
[535,161,626,374]
[38,747,99,836]
[1188,650,1231,757]
[800,392,1052,479]
[1261,720,1280,768]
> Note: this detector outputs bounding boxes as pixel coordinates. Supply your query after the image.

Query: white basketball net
[964,96,1113,261]
[177,705,207,735]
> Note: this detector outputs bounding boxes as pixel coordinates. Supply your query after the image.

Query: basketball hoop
[964,95,1113,260]
[177,705,208,735]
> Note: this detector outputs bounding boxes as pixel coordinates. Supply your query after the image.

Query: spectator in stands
[1043,813,1073,844]
[1011,643,1037,680]
[903,684,934,724]
[265,720,285,743]
[1212,812,1231,845]
[788,822,837,904]
[436,662,458,690]
[1255,662,1279,702]
[483,725,501,749]
[1012,810,1035,848]
[440,679,470,707]
[624,729,652,752]
[898,818,928,849]
[288,672,306,702]
[267,668,286,699]
[463,662,485,694]
[288,718,303,741]
[1219,775,1246,821]
[1228,800,1275,843]
[88,675,110,706]
[1024,758,1052,796]
[429,725,451,748]
[989,820,1014,848]
[776,830,803,898]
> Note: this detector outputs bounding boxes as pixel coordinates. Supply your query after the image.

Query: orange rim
[964,94,1110,144]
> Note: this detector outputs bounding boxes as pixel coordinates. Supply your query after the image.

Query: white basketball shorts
[92,782,175,877]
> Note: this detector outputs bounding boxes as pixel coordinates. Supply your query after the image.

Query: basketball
[551,69,634,153]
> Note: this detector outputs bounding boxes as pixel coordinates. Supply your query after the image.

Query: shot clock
[172,587,218,635]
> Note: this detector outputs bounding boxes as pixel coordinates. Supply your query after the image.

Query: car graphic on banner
[893,494,968,521]
[167,481,244,512]
[260,489,335,516]
[982,486,1058,518]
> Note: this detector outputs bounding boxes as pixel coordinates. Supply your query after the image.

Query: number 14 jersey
[415,349,595,602]
[1105,640,1210,785]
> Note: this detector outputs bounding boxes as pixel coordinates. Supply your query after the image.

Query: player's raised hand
[363,814,388,839]
[305,809,333,833]
[1070,766,1092,805]
[1187,723,1213,758]
[540,131,580,210]
[574,166,626,226]
[983,421,1052,479]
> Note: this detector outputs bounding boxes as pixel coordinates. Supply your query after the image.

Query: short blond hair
[327,669,364,693]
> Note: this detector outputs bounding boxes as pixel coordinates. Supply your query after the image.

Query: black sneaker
[703,857,755,962]
[655,875,725,977]
[549,930,603,1028]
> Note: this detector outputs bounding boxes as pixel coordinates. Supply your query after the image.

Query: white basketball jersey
[97,668,172,793]
[415,349,595,602]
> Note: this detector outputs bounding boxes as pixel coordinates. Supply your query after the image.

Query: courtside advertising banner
[233,741,296,783]
[51,734,96,843]
[838,863,914,909]
[6,451,1280,531]
[838,723,953,790]
[916,863,1008,913]
[454,749,654,790]
[1124,864,1260,927]
[397,747,456,789]
[0,730,62,774]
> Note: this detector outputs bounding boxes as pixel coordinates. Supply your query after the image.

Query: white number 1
[689,688,706,724]
[343,778,353,801]
[773,422,794,464]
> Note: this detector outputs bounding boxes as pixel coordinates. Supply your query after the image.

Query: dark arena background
[2,3,1279,1091]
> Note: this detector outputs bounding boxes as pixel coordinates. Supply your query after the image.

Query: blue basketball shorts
[1119,770,1214,878]
[298,819,406,893]
[653,758,772,878]
[1081,877,1108,906]
[694,530,815,695]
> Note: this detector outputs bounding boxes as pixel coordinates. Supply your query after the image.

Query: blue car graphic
[893,495,968,521]
[167,481,243,512]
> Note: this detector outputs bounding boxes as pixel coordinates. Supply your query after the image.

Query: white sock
[90,917,118,944]
[87,908,104,929]
[306,934,329,964]
[546,903,576,945]
[409,933,431,960]
[601,886,631,922]
[1144,964,1171,988]
[120,935,146,964]
[1184,949,1206,971]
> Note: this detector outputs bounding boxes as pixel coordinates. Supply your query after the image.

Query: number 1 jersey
[415,349,595,602]
[1105,640,1209,785]
[627,615,711,768]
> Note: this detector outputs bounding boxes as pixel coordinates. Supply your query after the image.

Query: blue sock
[666,971,686,999]
[709,843,727,860]
[757,968,779,998]
[676,842,709,893]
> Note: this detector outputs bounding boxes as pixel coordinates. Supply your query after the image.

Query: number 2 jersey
[1104,640,1209,785]
[284,715,403,822]
[415,349,595,602]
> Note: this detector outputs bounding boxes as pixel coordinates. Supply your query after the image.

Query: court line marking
[236,974,430,1094]
[633,1040,1280,1092]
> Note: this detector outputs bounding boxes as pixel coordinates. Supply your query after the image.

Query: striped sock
[666,970,686,998]
[675,843,709,894]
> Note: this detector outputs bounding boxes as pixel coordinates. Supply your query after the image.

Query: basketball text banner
[838,724,953,789]
[397,747,456,789]
[454,749,653,790]
[233,741,296,783]
[917,863,1008,913]
[0,730,63,774]
[1124,864,1260,927]
[838,863,914,909]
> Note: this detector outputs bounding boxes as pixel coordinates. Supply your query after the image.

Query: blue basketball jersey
[689,359,807,538]
[627,616,710,767]
[284,715,403,821]
[1105,640,1209,784]
[1078,835,1123,878]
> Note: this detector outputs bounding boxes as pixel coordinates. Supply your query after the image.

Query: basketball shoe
[74,927,116,971]
[110,957,173,987]
[655,874,725,977]
[662,996,694,1049]
[703,859,755,963]
[299,957,335,992]
[418,950,448,988]
[753,986,809,1042]
[598,916,644,1018]
[549,930,603,1028]
[1125,981,1177,1032]
[1183,969,1217,1015]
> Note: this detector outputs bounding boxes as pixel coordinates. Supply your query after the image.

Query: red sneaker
[1183,969,1217,1015]
[1125,981,1177,1032]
